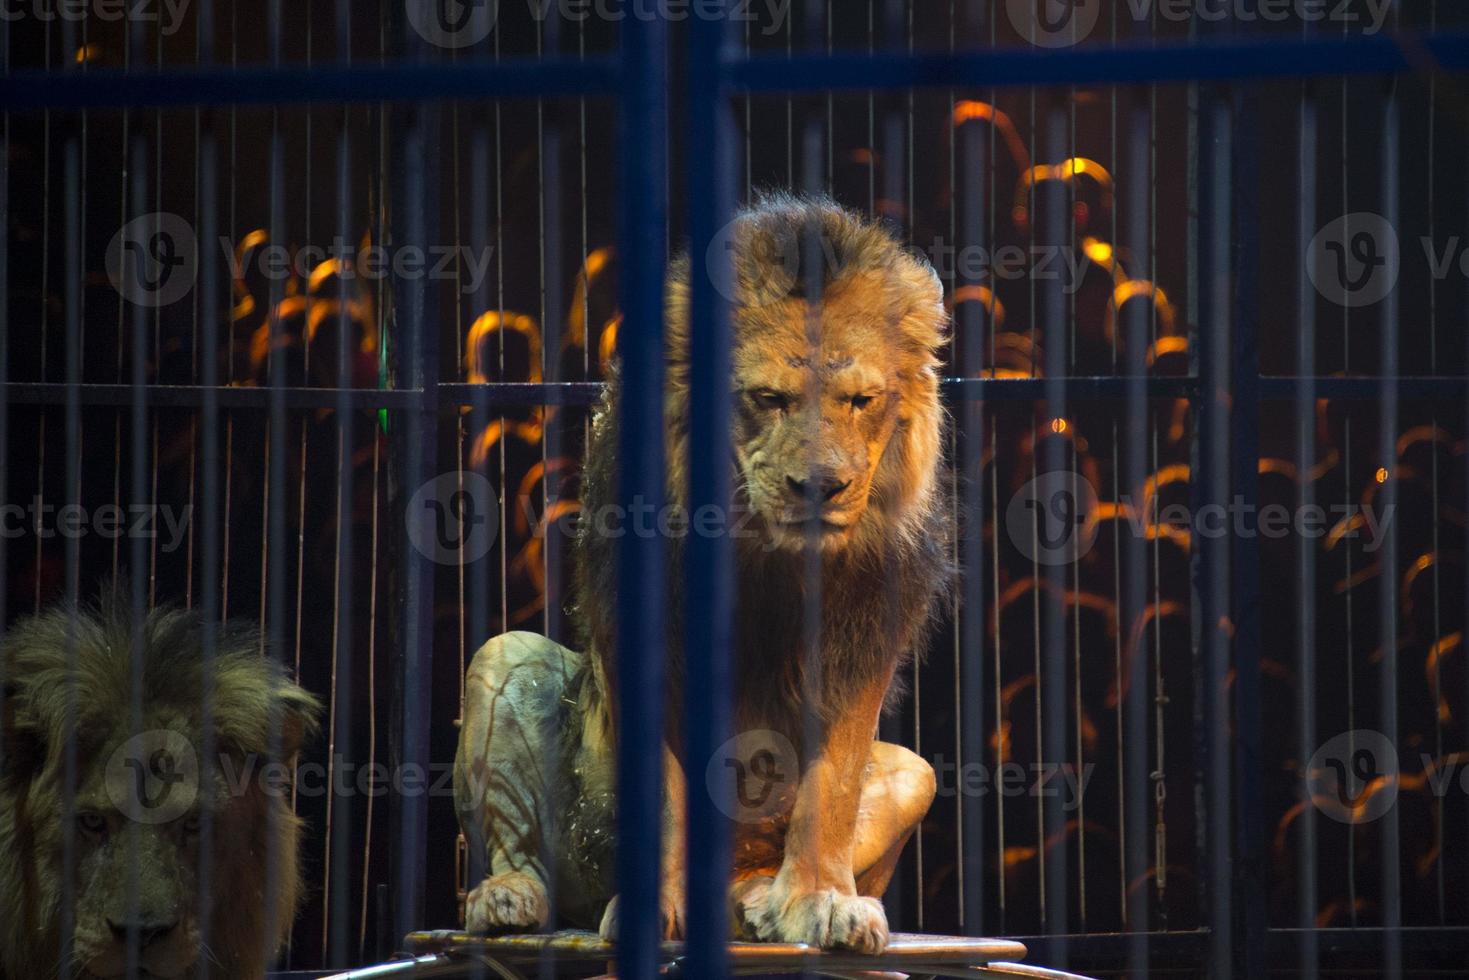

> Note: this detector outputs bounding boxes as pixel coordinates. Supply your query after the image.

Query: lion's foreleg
[454,631,580,934]
[744,671,895,954]
[597,743,687,941]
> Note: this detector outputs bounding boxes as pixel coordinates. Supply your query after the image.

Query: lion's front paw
[465,871,550,934]
[598,892,686,942]
[749,886,889,954]
[728,876,775,940]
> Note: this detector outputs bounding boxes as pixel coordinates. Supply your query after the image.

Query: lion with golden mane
[0,589,320,979]
[455,195,950,953]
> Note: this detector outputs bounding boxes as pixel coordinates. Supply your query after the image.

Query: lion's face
[732,271,910,552]
[66,729,208,980]
[0,598,320,980]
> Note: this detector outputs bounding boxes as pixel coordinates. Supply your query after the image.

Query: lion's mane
[575,194,952,743]
[0,588,320,979]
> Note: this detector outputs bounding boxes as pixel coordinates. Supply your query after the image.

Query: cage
[2,1,1468,978]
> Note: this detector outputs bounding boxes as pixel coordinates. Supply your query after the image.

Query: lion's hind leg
[852,740,937,897]
[454,631,582,934]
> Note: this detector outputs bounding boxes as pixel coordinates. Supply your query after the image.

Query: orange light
[1375,467,1389,484]
[1050,418,1068,434]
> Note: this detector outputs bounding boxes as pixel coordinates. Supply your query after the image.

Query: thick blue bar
[683,8,737,980]
[1230,83,1267,980]
[728,30,1469,93]
[0,57,620,110]
[11,374,1464,411]
[14,374,1467,411]
[615,11,669,980]
[389,96,441,944]
[4,31,1465,113]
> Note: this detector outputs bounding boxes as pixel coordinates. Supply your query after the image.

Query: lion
[0,587,321,979]
[454,194,951,953]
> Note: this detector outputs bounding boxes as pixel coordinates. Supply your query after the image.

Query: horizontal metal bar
[1267,927,1469,957]
[4,30,1465,112]
[9,375,1460,411]
[1259,375,1468,399]
[0,56,620,111]
[438,381,605,406]
[943,376,1201,401]
[727,30,1469,93]
[1,382,427,409]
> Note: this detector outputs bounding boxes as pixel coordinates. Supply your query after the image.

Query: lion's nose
[108,917,179,948]
[786,473,851,503]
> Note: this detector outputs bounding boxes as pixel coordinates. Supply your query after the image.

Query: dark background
[4,1,1469,974]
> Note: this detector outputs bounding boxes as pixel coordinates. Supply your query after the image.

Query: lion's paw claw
[598,892,686,942]
[750,887,889,954]
[465,871,549,934]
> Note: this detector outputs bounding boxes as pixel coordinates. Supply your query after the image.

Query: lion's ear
[0,684,46,790]
[275,681,322,762]
[898,259,948,354]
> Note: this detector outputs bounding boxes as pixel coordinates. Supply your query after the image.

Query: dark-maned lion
[0,589,321,979]
[455,195,950,953]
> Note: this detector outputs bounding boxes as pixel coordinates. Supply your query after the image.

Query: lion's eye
[850,394,875,410]
[77,813,108,837]
[751,390,789,412]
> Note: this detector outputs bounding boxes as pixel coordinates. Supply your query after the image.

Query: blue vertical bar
[391,17,440,947]
[328,0,354,963]
[1193,88,1233,980]
[684,6,735,980]
[1038,98,1069,967]
[616,10,669,980]
[1229,82,1266,980]
[955,72,988,941]
[1120,81,1151,980]
[1376,73,1401,980]
[1293,75,1319,980]
[194,2,223,974]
